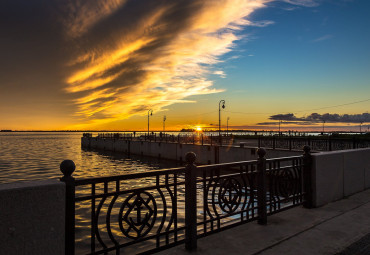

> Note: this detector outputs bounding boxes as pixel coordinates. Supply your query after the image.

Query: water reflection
[0,132,181,184]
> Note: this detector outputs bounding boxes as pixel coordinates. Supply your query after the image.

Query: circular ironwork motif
[218,177,242,214]
[119,191,157,239]
[276,169,295,198]
[335,141,347,150]
[313,140,327,151]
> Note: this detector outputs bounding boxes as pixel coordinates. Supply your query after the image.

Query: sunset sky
[1,0,369,131]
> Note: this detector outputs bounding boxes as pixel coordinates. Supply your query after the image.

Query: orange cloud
[64,0,272,129]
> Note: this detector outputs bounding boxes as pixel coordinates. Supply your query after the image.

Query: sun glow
[196,126,202,131]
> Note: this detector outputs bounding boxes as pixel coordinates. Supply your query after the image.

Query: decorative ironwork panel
[119,191,157,240]
[259,138,274,148]
[309,139,328,151]
[275,138,289,149]
[331,139,352,151]
[291,138,308,150]
[197,162,259,237]
[74,169,186,255]
[266,157,304,215]
[357,139,370,148]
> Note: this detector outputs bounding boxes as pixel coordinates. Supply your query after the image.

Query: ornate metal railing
[258,136,370,151]
[89,132,232,146]
[266,156,304,214]
[60,147,312,255]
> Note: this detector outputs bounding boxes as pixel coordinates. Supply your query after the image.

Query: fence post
[353,137,356,149]
[185,152,197,251]
[258,136,261,148]
[303,146,313,208]
[60,160,76,255]
[257,148,267,225]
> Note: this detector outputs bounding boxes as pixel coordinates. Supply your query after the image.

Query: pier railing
[60,147,312,254]
[258,136,370,151]
[91,132,233,146]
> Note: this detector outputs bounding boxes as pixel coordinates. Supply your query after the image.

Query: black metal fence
[258,136,370,151]
[60,147,312,255]
[90,132,232,146]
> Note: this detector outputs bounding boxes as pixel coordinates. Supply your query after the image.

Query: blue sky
[221,0,370,93]
[0,0,369,131]
[194,0,370,131]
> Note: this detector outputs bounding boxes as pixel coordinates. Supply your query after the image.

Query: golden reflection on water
[0,132,180,184]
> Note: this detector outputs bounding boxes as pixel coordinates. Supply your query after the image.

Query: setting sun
[196,126,202,131]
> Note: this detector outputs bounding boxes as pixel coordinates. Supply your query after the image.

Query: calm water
[0,132,186,253]
[0,132,180,184]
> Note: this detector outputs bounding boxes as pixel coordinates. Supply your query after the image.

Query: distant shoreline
[1,130,368,134]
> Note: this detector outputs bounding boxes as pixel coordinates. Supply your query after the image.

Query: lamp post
[163,115,166,132]
[278,120,282,135]
[219,100,225,145]
[147,109,153,136]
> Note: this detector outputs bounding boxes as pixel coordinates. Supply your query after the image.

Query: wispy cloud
[63,0,273,128]
[311,34,333,43]
[246,20,275,27]
[213,70,227,78]
[281,0,318,7]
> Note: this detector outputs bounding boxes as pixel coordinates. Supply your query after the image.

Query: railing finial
[257,147,266,158]
[303,145,311,155]
[60,160,76,178]
[185,152,196,165]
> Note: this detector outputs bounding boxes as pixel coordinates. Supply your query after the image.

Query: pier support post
[185,152,197,251]
[257,148,267,225]
[60,160,76,255]
[303,146,313,208]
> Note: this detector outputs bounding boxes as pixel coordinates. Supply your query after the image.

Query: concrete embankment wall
[0,180,65,255]
[81,137,302,163]
[312,148,370,207]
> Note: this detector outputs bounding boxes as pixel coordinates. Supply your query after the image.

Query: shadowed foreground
[158,189,370,255]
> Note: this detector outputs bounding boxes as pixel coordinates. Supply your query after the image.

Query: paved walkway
[158,189,370,255]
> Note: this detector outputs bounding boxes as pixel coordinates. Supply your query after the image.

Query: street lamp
[163,115,166,132]
[278,120,282,135]
[219,100,225,144]
[147,109,153,136]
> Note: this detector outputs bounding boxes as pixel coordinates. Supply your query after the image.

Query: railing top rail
[266,155,303,162]
[196,159,258,170]
[72,155,304,186]
[74,167,186,186]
